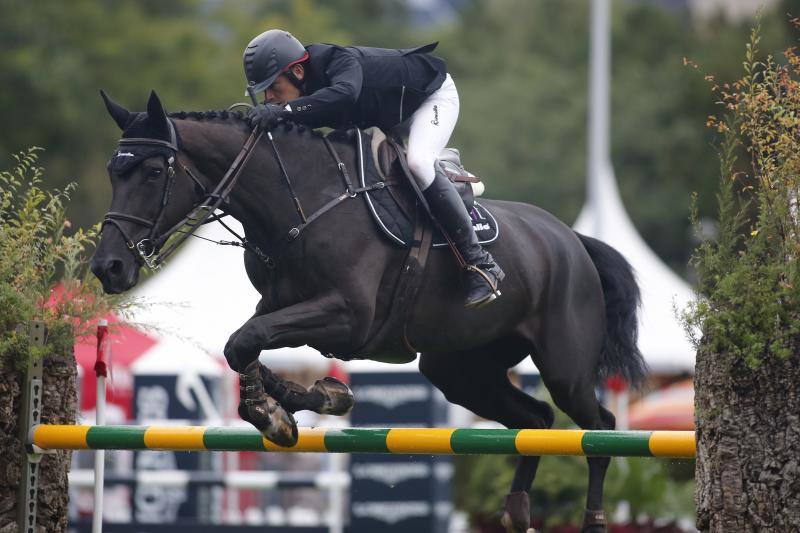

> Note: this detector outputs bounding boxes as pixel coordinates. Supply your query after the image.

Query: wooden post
[16,321,45,533]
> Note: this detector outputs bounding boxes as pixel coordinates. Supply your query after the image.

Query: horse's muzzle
[90,254,140,294]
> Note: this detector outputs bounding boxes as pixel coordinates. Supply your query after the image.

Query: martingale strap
[280,133,385,243]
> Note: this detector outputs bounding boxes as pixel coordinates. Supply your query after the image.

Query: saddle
[322,127,500,361]
[354,127,499,249]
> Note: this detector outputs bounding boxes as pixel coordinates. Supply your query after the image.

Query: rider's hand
[248,103,288,130]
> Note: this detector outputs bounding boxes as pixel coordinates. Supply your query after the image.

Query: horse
[90,90,647,533]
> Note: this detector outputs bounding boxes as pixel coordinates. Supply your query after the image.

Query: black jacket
[286,42,447,131]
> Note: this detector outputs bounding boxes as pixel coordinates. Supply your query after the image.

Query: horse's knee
[224,324,262,372]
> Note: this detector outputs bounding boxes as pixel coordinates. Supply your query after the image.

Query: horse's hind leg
[419,341,553,533]
[536,335,615,533]
[548,378,615,532]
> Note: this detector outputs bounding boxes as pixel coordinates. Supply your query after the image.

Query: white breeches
[405,73,459,190]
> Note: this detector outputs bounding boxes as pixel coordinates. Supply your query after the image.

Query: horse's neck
[182,121,355,249]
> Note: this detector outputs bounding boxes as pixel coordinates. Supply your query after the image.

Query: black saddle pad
[353,129,499,249]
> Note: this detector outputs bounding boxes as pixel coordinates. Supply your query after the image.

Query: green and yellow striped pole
[30,425,695,458]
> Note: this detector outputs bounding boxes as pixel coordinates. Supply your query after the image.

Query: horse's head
[90,90,201,293]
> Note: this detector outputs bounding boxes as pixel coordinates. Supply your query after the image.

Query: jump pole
[92,320,109,533]
[30,425,696,458]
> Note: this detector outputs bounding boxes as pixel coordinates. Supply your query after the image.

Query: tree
[684,21,800,531]
[0,0,352,231]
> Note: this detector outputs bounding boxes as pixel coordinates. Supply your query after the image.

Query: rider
[243,29,504,308]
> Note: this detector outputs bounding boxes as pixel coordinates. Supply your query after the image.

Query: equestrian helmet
[243,29,308,96]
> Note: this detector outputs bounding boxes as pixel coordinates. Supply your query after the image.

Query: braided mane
[169,110,247,122]
[168,109,322,137]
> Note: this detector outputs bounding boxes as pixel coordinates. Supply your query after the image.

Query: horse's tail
[576,232,648,389]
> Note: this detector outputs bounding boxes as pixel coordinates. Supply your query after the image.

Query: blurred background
[3,0,799,532]
[5,0,800,277]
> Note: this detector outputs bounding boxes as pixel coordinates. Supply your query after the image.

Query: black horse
[90,91,646,533]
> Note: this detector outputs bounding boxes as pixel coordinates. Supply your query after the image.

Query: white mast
[588,0,611,238]
[575,0,696,374]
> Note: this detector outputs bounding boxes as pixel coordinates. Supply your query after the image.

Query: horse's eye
[146,167,163,179]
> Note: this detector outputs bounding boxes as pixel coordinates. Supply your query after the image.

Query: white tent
[130,220,329,372]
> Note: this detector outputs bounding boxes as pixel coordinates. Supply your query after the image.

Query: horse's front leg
[223,293,355,446]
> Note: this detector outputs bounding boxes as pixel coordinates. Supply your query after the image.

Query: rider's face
[264,65,304,105]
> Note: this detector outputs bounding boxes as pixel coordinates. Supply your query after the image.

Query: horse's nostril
[107,259,124,277]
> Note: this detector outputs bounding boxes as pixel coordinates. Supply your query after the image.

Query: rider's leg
[424,166,505,308]
[406,74,504,308]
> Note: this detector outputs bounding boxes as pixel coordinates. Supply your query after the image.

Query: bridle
[103,116,265,269]
[102,118,384,270]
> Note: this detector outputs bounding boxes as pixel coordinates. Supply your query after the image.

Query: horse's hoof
[310,377,355,415]
[239,399,299,447]
[580,509,607,533]
[501,492,535,533]
[500,513,537,533]
[262,401,299,447]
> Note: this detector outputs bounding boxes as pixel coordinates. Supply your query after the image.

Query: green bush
[0,147,129,365]
[682,19,800,367]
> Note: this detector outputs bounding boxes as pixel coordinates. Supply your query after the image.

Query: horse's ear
[100,89,131,130]
[146,90,168,127]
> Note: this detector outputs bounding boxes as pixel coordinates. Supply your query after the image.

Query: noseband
[102,121,264,269]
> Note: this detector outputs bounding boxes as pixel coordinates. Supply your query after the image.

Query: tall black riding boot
[423,166,505,308]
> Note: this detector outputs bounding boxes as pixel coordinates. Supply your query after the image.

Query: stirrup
[464,263,503,309]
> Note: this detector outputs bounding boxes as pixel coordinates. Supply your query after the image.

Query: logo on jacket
[431,105,439,126]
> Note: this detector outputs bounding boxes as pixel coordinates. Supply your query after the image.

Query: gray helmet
[243,29,308,99]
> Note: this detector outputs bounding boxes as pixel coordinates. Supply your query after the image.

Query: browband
[117,118,179,152]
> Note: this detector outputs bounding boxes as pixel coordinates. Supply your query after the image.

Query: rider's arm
[285,49,363,128]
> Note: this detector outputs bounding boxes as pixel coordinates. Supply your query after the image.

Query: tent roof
[130,337,226,376]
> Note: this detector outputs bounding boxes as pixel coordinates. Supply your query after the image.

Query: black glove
[248,103,288,130]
